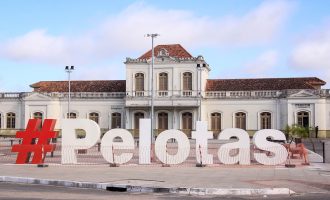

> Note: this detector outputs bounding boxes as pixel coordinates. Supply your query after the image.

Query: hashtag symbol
[12,119,58,164]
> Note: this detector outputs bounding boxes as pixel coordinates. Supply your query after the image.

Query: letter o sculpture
[155,129,190,165]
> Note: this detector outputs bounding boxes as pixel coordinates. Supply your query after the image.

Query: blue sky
[0,0,330,91]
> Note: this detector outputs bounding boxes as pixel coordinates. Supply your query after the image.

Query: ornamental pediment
[23,92,55,101]
[289,90,318,98]
[146,56,178,64]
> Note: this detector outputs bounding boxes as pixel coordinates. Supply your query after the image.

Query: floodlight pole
[65,66,74,119]
[146,34,159,143]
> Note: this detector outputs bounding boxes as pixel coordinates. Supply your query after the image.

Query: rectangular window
[6,113,16,129]
[111,113,121,128]
[235,112,246,130]
[159,73,168,91]
[260,112,271,129]
[183,72,192,90]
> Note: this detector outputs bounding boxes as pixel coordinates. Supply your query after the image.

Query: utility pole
[146,34,159,143]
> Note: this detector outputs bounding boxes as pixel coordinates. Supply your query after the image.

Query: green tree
[285,124,309,143]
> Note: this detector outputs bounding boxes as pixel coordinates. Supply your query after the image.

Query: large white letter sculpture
[253,129,288,165]
[101,129,134,164]
[139,119,151,164]
[192,121,213,164]
[155,130,190,165]
[60,119,289,166]
[218,128,250,165]
[61,119,100,164]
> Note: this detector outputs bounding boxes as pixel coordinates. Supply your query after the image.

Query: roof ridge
[138,43,193,59]
[207,77,321,81]
[35,80,125,82]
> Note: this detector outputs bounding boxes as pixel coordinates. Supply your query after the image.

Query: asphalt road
[1,182,330,200]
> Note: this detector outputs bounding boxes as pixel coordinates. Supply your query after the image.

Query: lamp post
[65,66,74,119]
[146,33,159,143]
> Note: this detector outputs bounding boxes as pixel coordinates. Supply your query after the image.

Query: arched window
[33,112,43,120]
[33,112,43,128]
[297,111,309,128]
[211,112,221,133]
[182,72,193,96]
[235,112,246,130]
[158,112,168,130]
[89,112,99,124]
[159,73,168,91]
[183,72,192,91]
[135,73,144,96]
[111,113,121,128]
[6,112,16,129]
[134,112,144,130]
[260,112,271,129]
[182,112,192,135]
[67,112,77,119]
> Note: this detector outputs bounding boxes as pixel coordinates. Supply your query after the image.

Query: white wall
[0,100,22,129]
[203,99,279,130]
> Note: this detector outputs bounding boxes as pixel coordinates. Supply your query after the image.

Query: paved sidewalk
[1,163,330,195]
[0,145,329,196]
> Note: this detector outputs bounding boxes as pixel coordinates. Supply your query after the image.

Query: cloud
[0,1,292,65]
[74,64,125,81]
[243,50,278,76]
[289,23,330,87]
[290,25,330,70]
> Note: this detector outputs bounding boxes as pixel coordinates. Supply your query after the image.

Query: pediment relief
[147,56,178,64]
[23,92,55,101]
[289,90,318,98]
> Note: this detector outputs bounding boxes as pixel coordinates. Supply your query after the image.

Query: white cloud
[0,1,292,65]
[244,50,278,76]
[290,25,330,70]
[289,23,330,87]
[74,64,125,81]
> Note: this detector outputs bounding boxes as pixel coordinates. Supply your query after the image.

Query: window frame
[67,112,77,119]
[211,112,222,133]
[135,73,145,91]
[235,112,246,130]
[134,112,145,130]
[89,112,100,124]
[158,112,168,130]
[111,112,122,129]
[6,112,16,129]
[260,112,271,129]
[159,72,168,91]
[182,72,192,91]
[297,111,309,128]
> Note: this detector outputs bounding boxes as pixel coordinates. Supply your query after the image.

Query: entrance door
[297,111,309,128]
[182,112,192,136]
[134,112,144,136]
[158,112,168,130]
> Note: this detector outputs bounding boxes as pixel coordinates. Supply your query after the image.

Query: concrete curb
[0,176,295,196]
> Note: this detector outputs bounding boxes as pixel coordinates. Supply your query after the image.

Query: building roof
[138,44,193,59]
[30,80,126,93]
[205,77,326,91]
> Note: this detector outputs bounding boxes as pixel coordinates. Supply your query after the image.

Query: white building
[1,44,330,138]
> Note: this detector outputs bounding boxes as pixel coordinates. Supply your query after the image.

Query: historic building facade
[1,44,330,137]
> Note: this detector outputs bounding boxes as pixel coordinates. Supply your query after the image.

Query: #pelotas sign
[59,119,288,166]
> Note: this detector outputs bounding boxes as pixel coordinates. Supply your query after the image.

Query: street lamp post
[65,66,74,119]
[146,33,159,143]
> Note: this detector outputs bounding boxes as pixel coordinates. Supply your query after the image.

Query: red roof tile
[205,77,326,91]
[30,80,126,93]
[138,44,193,59]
